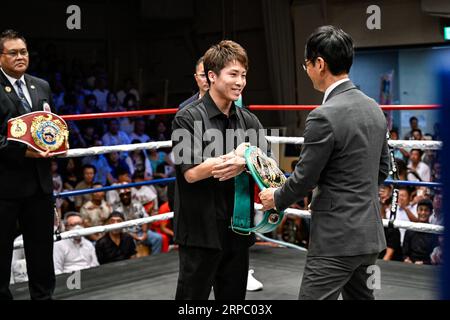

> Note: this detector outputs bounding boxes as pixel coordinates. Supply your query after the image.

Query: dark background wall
[0,0,272,108]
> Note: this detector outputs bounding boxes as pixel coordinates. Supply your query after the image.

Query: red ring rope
[60,105,440,121]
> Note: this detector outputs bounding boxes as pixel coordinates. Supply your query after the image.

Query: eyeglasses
[302,59,311,72]
[1,49,29,58]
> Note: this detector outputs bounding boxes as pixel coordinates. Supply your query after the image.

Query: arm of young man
[172,113,244,183]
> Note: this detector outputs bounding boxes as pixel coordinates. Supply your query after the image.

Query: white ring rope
[13,212,174,250]
[266,137,442,150]
[255,232,308,252]
[61,137,442,158]
[265,136,305,145]
[63,140,173,158]
[13,205,443,249]
[282,207,444,235]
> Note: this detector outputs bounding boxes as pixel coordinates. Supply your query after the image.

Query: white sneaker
[246,269,263,291]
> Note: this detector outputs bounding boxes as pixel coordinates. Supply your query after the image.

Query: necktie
[15,80,32,112]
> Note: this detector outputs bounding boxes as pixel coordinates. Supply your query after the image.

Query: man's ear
[208,70,216,84]
[317,57,326,73]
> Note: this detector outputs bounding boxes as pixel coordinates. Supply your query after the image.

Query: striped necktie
[15,80,32,112]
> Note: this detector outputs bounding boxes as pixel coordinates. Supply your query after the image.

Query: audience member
[113,188,162,255]
[131,171,158,214]
[80,183,112,241]
[429,191,443,226]
[53,212,99,274]
[407,149,431,182]
[95,211,137,264]
[403,199,438,264]
[74,165,96,211]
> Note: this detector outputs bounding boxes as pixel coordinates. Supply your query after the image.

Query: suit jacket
[275,81,389,256]
[179,92,199,109]
[0,71,55,198]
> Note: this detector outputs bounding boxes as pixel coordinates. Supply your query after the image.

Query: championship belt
[7,111,69,155]
[231,145,286,234]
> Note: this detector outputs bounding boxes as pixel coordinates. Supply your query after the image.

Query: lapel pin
[30,85,36,89]
[5,86,12,93]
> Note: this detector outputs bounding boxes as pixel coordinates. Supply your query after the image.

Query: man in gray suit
[260,25,389,300]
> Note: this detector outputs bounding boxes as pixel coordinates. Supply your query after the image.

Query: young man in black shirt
[172,40,267,300]
[95,211,136,264]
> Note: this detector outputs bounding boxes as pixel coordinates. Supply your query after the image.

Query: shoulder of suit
[26,74,50,87]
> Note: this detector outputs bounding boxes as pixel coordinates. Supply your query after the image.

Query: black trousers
[175,221,249,300]
[299,253,379,300]
[0,191,55,300]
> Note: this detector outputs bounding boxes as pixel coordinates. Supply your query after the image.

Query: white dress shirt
[53,237,99,275]
[1,68,33,108]
[407,161,431,182]
[385,204,418,245]
[322,78,350,104]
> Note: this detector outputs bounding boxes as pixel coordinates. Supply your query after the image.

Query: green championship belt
[231,145,286,234]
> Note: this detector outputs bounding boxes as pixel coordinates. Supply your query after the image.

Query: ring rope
[59,104,440,121]
[60,138,441,159]
[14,203,443,249]
[55,176,442,200]
[13,212,174,250]
[254,232,308,252]
[383,179,442,188]
[55,177,176,198]
[282,207,444,235]
[249,104,440,111]
[63,140,173,158]
[266,137,442,150]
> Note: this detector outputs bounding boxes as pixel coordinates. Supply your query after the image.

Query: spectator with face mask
[53,212,99,275]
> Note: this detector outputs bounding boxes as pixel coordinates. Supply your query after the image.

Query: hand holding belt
[232,145,286,235]
[7,111,70,155]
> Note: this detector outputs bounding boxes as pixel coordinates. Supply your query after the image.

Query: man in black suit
[260,26,389,299]
[179,56,209,109]
[0,30,56,300]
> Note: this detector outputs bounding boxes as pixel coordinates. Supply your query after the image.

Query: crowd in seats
[9,62,179,281]
[377,115,443,265]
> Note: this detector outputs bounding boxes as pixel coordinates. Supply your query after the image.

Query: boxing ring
[10,104,444,300]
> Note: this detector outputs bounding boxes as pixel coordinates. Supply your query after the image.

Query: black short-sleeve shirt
[95,233,137,264]
[172,91,267,249]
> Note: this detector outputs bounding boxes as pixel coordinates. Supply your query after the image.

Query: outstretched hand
[259,188,277,211]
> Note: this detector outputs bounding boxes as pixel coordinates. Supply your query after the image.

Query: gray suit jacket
[275,81,389,256]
